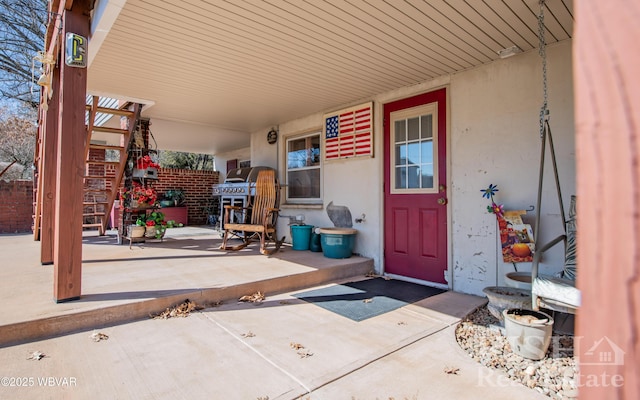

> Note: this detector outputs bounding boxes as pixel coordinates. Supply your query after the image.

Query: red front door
[383,88,448,285]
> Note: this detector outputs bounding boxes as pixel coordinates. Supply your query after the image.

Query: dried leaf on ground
[365,270,377,277]
[397,321,408,326]
[153,299,202,319]
[363,298,373,303]
[279,300,292,305]
[444,366,460,375]
[90,331,109,342]
[290,342,312,358]
[239,291,265,303]
[297,349,313,358]
[27,351,45,361]
[241,331,256,338]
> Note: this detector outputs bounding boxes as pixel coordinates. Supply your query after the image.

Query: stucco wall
[214,147,251,176]
[149,118,250,157]
[267,112,383,264]
[449,40,575,294]
[248,40,574,296]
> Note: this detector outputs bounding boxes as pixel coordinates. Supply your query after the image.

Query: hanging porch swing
[530,0,580,315]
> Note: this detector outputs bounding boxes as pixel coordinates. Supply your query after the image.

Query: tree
[158,150,214,171]
[0,105,36,180]
[0,0,48,109]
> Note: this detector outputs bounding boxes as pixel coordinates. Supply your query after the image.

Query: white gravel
[455,305,578,399]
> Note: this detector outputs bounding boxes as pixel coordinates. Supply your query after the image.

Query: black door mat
[294,278,446,322]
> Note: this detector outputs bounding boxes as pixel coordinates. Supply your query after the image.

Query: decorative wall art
[481,184,535,263]
[323,102,373,161]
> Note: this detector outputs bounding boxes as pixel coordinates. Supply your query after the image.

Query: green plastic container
[291,225,314,251]
[319,228,357,258]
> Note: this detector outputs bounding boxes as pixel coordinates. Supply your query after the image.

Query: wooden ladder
[83,96,141,235]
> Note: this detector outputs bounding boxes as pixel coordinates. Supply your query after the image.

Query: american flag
[324,103,373,160]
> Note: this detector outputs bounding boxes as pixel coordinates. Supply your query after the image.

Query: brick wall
[112,167,220,225]
[0,180,34,234]
[153,168,220,225]
[0,168,220,233]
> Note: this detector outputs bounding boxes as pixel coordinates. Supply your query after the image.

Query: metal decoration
[65,33,87,67]
[267,128,278,144]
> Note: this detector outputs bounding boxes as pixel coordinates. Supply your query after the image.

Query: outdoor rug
[294,278,446,321]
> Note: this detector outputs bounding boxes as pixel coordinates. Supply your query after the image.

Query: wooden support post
[575,1,640,398]
[39,73,60,265]
[53,2,90,302]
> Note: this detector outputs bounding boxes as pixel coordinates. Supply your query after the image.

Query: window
[390,103,438,194]
[286,132,321,202]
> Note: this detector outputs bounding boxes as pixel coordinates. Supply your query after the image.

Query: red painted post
[39,68,60,265]
[53,2,90,302]
[575,1,640,398]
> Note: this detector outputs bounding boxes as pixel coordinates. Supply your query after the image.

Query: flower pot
[505,272,533,291]
[145,226,166,239]
[319,228,357,258]
[482,286,532,322]
[132,167,158,179]
[130,200,151,209]
[128,225,145,238]
[503,308,554,360]
[160,200,174,207]
[291,224,314,250]
[145,226,158,238]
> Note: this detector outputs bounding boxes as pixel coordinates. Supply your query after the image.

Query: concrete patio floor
[0,227,547,399]
[0,226,373,346]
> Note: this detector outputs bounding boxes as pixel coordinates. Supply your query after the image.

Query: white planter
[505,272,533,291]
[503,308,554,360]
[128,225,145,238]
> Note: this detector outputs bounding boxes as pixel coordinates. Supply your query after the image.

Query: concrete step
[0,257,373,348]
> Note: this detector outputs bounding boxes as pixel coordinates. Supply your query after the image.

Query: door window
[390,104,438,193]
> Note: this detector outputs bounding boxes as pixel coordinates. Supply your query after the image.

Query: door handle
[437,197,448,205]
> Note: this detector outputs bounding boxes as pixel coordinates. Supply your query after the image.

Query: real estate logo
[579,336,625,366]
[575,336,626,389]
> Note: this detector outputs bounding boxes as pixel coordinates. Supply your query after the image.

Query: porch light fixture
[498,45,522,59]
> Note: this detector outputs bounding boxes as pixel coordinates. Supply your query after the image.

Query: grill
[212,166,275,227]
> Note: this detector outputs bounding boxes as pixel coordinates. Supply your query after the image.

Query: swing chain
[538,0,548,138]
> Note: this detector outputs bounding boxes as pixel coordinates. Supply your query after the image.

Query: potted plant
[163,189,185,207]
[141,211,167,239]
[132,155,160,179]
[201,198,219,226]
[122,182,158,209]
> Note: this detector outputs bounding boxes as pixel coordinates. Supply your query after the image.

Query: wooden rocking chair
[220,169,284,255]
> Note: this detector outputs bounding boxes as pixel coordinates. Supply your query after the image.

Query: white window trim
[389,103,439,195]
[284,130,323,204]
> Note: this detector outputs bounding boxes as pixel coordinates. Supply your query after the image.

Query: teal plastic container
[319,228,357,258]
[291,225,314,250]
[309,230,322,252]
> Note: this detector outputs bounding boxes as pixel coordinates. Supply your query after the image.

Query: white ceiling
[87,0,573,154]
